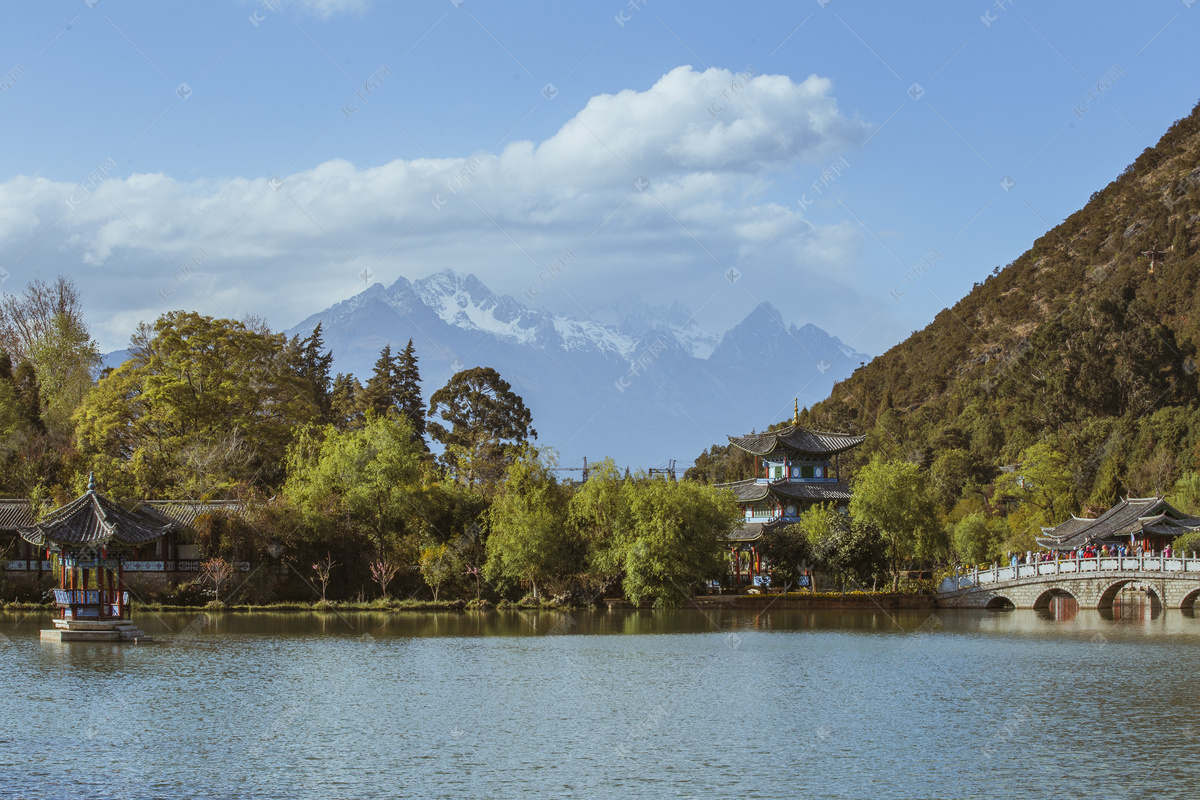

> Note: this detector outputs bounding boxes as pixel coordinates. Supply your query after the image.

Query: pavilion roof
[1035,497,1200,550]
[719,478,853,503]
[728,423,864,457]
[140,499,248,529]
[17,482,172,550]
[729,517,806,543]
[0,499,51,531]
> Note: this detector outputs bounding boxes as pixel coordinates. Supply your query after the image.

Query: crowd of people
[1006,543,1177,567]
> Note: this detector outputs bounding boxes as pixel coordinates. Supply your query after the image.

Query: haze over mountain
[284,269,868,469]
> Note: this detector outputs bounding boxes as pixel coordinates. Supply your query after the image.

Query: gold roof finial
[792,398,800,425]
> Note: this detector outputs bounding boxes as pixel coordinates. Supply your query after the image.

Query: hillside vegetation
[692,99,1200,547]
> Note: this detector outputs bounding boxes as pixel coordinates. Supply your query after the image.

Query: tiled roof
[140,500,248,528]
[0,499,49,530]
[1035,497,1200,550]
[728,519,792,543]
[719,479,852,503]
[728,424,864,457]
[19,490,172,549]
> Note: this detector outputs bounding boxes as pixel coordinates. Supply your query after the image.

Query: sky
[0,0,1197,359]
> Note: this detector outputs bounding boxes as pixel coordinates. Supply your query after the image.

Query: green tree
[419,542,460,602]
[1168,471,1200,515]
[0,277,101,434]
[329,373,362,430]
[283,414,427,557]
[395,339,426,448]
[850,456,944,591]
[994,443,1077,527]
[952,513,996,565]
[613,478,739,607]
[484,447,574,598]
[74,311,317,497]
[292,323,334,421]
[359,344,400,420]
[761,523,812,589]
[566,457,627,582]
[429,366,536,488]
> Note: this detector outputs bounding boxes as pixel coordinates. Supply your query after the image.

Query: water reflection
[5,607,1200,799]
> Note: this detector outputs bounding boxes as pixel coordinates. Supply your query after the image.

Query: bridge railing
[951,555,1200,589]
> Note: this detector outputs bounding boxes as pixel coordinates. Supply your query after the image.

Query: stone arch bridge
[937,556,1200,610]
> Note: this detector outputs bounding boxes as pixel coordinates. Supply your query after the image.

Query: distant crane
[648,459,678,481]
[552,457,590,483]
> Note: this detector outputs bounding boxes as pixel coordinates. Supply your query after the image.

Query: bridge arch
[1033,586,1079,611]
[1179,587,1200,612]
[1097,578,1162,610]
[984,593,1015,610]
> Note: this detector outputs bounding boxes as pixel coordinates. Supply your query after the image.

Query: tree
[12,360,44,433]
[566,458,627,583]
[313,554,337,604]
[1169,471,1200,516]
[484,447,575,599]
[200,557,235,605]
[369,559,400,599]
[429,367,535,488]
[283,415,427,557]
[0,278,101,433]
[329,373,362,430]
[359,345,398,419]
[292,324,334,422]
[817,517,888,594]
[994,443,1077,527]
[952,513,997,565]
[73,311,317,497]
[419,543,459,602]
[761,522,812,589]
[614,478,739,607]
[394,339,426,449]
[796,504,887,593]
[850,456,944,591]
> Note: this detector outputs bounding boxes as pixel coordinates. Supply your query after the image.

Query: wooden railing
[52,589,131,620]
[949,556,1200,589]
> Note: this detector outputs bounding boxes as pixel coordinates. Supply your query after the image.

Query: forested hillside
[692,99,1200,549]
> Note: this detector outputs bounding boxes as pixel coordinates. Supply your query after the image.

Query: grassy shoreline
[2,592,937,613]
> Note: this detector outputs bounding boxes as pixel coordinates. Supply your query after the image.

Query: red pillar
[117,562,125,619]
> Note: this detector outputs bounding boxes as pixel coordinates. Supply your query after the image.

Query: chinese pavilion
[19,475,172,642]
[718,402,865,585]
[1035,496,1200,555]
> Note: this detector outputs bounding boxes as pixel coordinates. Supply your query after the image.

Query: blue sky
[0,0,1197,358]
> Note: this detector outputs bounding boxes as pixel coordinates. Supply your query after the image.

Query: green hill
[691,99,1200,523]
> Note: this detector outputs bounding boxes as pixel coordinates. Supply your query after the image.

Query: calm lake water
[2,605,1198,800]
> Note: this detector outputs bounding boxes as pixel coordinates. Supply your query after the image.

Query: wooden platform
[40,619,152,642]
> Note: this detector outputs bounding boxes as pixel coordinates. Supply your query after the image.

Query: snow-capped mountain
[286,269,869,468]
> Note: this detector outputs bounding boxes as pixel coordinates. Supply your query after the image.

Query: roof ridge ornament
[87,472,96,494]
[792,399,800,425]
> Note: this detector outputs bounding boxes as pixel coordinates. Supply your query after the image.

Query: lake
[1,605,1198,799]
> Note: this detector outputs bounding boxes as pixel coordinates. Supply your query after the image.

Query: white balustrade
[952,555,1200,592]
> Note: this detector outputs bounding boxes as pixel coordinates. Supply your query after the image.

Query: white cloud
[0,66,873,351]
[288,0,370,19]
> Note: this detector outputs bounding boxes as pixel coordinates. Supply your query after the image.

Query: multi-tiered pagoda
[719,403,864,584]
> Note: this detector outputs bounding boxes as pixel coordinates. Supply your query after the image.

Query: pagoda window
[749,503,776,519]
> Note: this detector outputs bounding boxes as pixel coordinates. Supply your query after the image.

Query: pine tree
[330,373,362,429]
[0,351,12,385]
[359,344,397,418]
[299,323,334,420]
[394,339,426,448]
